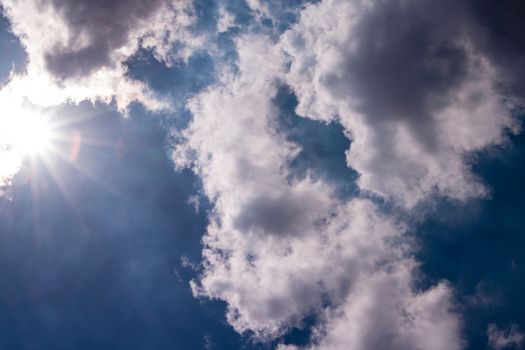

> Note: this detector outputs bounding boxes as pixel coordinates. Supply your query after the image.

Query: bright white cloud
[174,34,463,348]
[0,1,520,348]
[281,0,518,207]
[0,0,199,111]
[279,270,462,350]
[174,1,524,347]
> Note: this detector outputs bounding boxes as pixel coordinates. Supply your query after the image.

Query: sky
[0,1,524,349]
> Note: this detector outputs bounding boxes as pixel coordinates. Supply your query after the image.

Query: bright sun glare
[0,105,56,183]
[10,114,53,156]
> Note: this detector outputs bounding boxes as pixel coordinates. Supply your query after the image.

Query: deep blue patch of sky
[416,126,525,350]
[0,102,254,350]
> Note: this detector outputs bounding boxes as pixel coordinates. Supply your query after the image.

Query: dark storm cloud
[44,0,165,80]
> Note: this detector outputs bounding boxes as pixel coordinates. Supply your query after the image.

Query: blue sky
[0,1,524,349]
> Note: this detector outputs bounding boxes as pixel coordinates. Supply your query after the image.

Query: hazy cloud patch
[488,324,524,350]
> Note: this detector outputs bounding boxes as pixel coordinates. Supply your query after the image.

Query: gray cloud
[322,0,469,149]
[44,0,165,80]
[0,0,198,110]
[467,0,525,105]
[234,191,327,237]
[283,0,518,206]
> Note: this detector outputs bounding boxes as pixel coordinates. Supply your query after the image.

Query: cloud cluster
[174,35,463,348]
[0,0,197,110]
[1,0,522,348]
[174,1,525,348]
[282,0,519,206]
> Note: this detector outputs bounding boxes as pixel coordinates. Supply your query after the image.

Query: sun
[0,105,57,184]
[10,113,54,156]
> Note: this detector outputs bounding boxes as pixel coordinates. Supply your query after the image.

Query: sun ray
[52,133,119,149]
[46,142,124,200]
[0,98,130,234]
[38,152,87,229]
[45,104,99,130]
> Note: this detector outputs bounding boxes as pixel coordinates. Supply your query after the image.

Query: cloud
[466,0,525,106]
[0,0,198,110]
[174,1,525,348]
[280,271,462,350]
[487,324,524,350]
[0,0,520,348]
[0,0,200,191]
[217,5,236,34]
[281,0,519,206]
[40,0,165,80]
[174,34,462,348]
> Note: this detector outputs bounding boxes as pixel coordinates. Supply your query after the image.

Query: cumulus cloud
[172,1,525,348]
[0,0,198,110]
[281,0,519,206]
[38,0,165,80]
[487,324,524,350]
[0,0,519,348]
[280,271,462,350]
[174,35,462,348]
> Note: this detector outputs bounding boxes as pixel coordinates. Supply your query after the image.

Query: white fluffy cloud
[174,1,525,348]
[174,35,463,348]
[281,0,518,207]
[1,0,520,348]
[0,0,198,110]
[280,270,462,350]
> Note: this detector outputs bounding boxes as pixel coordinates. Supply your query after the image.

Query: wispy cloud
[488,324,524,350]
